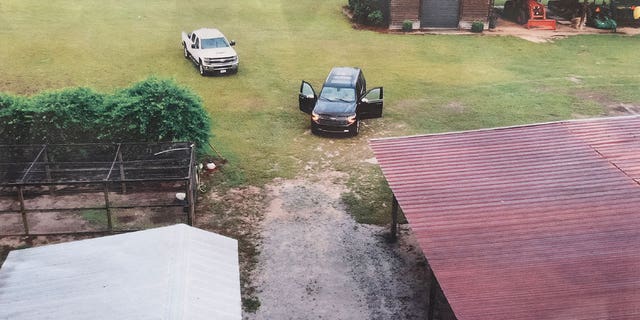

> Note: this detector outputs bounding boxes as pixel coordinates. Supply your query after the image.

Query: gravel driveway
[245,172,431,320]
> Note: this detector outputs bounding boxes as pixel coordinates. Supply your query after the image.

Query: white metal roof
[0,224,241,320]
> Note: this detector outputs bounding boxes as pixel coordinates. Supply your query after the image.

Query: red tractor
[504,0,558,29]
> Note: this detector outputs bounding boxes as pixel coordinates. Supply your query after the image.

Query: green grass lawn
[2,0,639,224]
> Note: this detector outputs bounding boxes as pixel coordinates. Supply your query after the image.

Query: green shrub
[471,21,484,33]
[402,20,413,32]
[242,297,261,313]
[367,10,384,26]
[350,0,387,26]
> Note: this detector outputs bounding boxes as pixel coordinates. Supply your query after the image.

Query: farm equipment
[548,0,584,20]
[504,0,557,29]
[588,2,618,30]
[611,0,640,26]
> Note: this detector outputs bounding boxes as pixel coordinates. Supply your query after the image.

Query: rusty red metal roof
[370,116,640,320]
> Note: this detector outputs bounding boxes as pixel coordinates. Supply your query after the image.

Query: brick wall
[389,0,420,29]
[460,0,491,21]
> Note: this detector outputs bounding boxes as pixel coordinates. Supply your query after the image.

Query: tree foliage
[0,77,211,151]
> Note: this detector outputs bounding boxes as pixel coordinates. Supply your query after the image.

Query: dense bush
[348,0,388,26]
[0,77,211,151]
[471,21,485,33]
[104,77,211,148]
[0,93,32,144]
[29,87,105,143]
[367,10,384,26]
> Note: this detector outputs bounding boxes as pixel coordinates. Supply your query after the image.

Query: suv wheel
[183,45,189,59]
[350,119,360,136]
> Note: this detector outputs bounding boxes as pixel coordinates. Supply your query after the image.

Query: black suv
[298,67,383,136]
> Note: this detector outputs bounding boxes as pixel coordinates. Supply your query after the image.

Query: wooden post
[390,194,399,242]
[18,186,29,235]
[186,179,195,226]
[186,144,196,226]
[43,147,54,196]
[103,182,113,231]
[117,144,126,193]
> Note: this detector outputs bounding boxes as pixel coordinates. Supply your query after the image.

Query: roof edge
[369,115,640,143]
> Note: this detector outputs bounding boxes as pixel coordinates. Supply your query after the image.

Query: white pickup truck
[181,28,239,76]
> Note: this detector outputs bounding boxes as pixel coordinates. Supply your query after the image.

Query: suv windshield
[319,86,356,102]
[201,37,229,49]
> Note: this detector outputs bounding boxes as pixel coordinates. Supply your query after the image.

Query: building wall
[389,0,491,29]
[460,0,491,22]
[389,0,420,29]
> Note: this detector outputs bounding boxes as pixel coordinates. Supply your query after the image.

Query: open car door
[299,81,317,114]
[358,87,383,119]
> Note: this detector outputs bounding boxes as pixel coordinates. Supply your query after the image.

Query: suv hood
[201,47,237,58]
[314,100,356,115]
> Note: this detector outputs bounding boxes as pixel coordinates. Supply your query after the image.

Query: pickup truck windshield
[319,87,355,102]
[201,37,229,49]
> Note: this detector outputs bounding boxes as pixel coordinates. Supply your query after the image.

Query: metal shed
[370,116,640,320]
[0,224,241,320]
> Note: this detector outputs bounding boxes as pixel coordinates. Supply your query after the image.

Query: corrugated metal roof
[0,224,241,320]
[370,116,640,320]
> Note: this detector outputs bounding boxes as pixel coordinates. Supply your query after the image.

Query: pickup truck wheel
[183,45,189,59]
[198,61,206,76]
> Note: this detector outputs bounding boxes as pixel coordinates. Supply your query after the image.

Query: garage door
[421,0,460,28]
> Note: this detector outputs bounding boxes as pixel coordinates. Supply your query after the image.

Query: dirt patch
[194,184,266,307]
[608,104,640,115]
[0,184,190,235]
[443,101,467,114]
[244,173,433,319]
[573,89,640,116]
[487,19,640,43]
